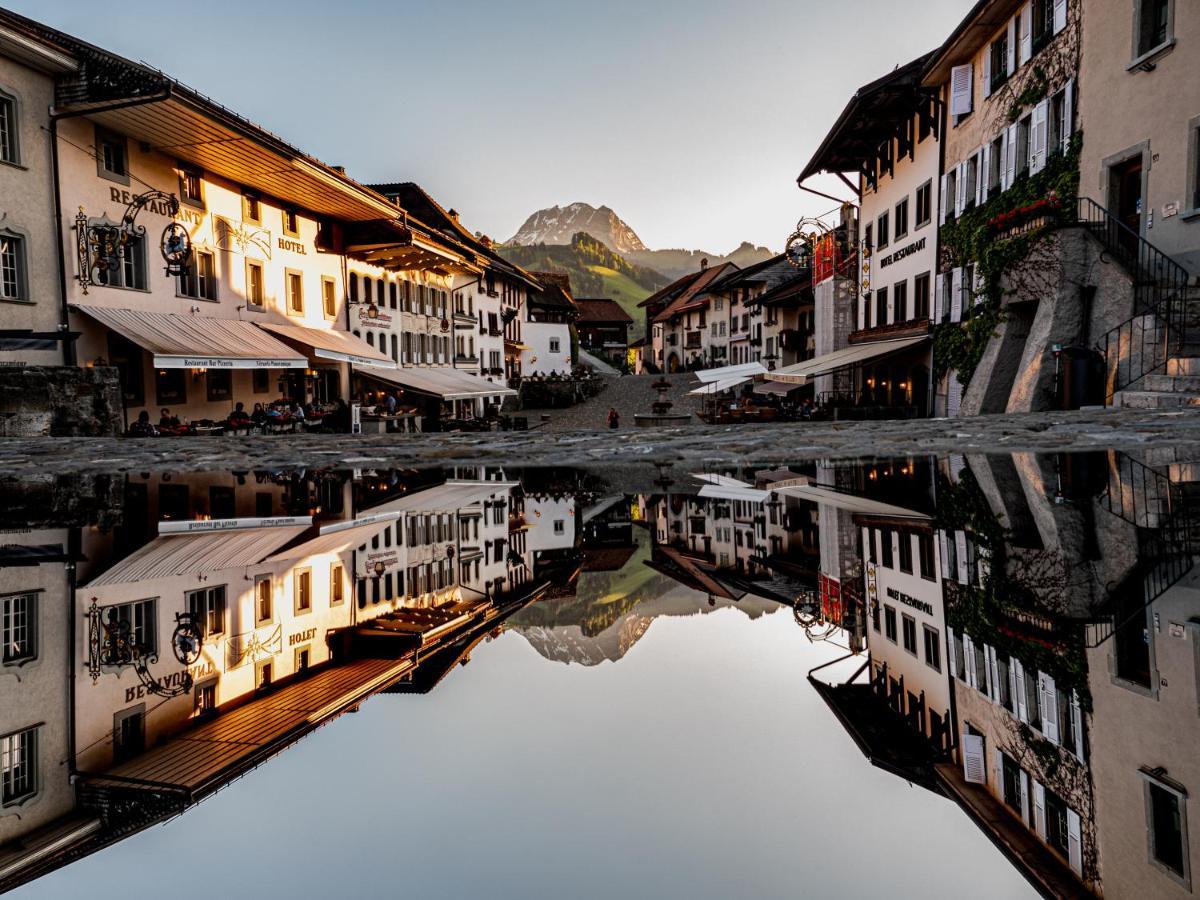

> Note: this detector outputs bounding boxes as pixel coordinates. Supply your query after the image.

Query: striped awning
[256,322,396,368]
[770,336,929,385]
[73,305,306,369]
[357,365,515,400]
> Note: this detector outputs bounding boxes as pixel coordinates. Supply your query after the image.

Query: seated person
[129,410,158,437]
[158,407,180,428]
[227,401,251,426]
[250,402,269,425]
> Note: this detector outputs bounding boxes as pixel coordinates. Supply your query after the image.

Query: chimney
[331,165,346,175]
[448,209,460,221]
[700,258,709,271]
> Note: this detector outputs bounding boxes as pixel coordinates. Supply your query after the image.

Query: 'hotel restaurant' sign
[877,236,926,270]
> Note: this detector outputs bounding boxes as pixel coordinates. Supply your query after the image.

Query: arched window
[376,279,384,305]
[362,276,372,304]
[389,282,397,309]
[349,273,358,303]
[366,331,375,347]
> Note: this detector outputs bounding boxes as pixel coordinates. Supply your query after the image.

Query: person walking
[606,407,620,430]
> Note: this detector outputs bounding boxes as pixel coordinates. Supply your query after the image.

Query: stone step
[1142,373,1200,393]
[1166,358,1200,376]
[1113,390,1200,410]
[1169,463,1200,483]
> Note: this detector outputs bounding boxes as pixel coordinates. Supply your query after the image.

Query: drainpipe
[49,90,172,369]
[66,524,81,774]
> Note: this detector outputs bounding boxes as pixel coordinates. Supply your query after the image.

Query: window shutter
[999,128,1011,190]
[993,747,1004,791]
[1033,780,1047,838]
[982,46,992,99]
[973,267,986,306]
[1006,17,1017,74]
[1062,78,1074,153]
[1053,0,1067,34]
[1067,809,1083,875]
[950,267,964,323]
[938,175,948,225]
[950,63,974,116]
[938,531,951,578]
[1038,671,1060,743]
[934,272,946,322]
[988,646,1001,703]
[954,528,969,582]
[947,625,957,677]
[1071,691,1085,762]
[1030,99,1049,174]
[1005,123,1019,186]
[1013,659,1029,722]
[955,162,968,217]
[1019,771,1031,825]
[1019,3,1032,64]
[980,143,991,202]
[964,634,977,688]
[947,371,963,417]
[962,732,987,784]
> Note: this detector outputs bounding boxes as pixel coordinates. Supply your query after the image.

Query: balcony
[454,354,480,366]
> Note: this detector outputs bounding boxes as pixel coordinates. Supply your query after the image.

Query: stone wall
[0,366,123,437]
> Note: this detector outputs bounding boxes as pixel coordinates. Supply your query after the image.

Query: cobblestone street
[515,373,702,430]
[3,406,1200,477]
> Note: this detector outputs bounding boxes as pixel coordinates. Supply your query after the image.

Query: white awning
[357,365,515,400]
[362,480,517,515]
[87,524,311,586]
[689,376,749,395]
[257,322,396,368]
[692,473,768,503]
[753,380,803,397]
[73,305,307,369]
[768,478,929,520]
[693,361,768,383]
[770,336,929,385]
[265,517,398,563]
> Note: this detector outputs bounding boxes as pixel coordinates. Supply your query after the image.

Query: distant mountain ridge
[505,202,774,280]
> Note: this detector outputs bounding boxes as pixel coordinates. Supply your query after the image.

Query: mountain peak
[508,203,648,254]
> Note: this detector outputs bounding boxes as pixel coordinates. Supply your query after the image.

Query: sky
[13,0,975,254]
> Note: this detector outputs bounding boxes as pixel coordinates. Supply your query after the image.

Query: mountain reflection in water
[0,452,1194,898]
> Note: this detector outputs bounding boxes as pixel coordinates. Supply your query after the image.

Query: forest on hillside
[497,232,669,298]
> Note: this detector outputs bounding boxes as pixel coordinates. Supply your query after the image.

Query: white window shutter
[1071,691,1085,762]
[1008,656,1021,714]
[947,626,958,677]
[955,529,969,583]
[964,634,977,687]
[1006,17,1017,74]
[1019,3,1032,64]
[947,371,963,417]
[982,47,992,99]
[993,747,1004,791]
[939,174,949,225]
[962,732,987,784]
[1062,78,1074,153]
[1019,771,1031,825]
[1030,100,1049,174]
[955,162,968,217]
[1053,0,1067,34]
[999,128,1012,190]
[988,646,1001,704]
[950,267,964,323]
[1013,659,1029,722]
[950,63,974,116]
[1033,780,1047,838]
[1067,809,1083,874]
[1007,123,1020,184]
[980,143,991,202]
[938,531,951,579]
[1039,671,1060,743]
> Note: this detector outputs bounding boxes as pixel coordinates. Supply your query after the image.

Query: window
[252,369,271,394]
[1045,787,1071,857]
[880,530,894,568]
[884,605,897,643]
[104,599,156,657]
[295,568,312,613]
[922,626,941,671]
[897,530,913,573]
[964,154,979,209]
[945,169,958,221]
[553,519,565,535]
[286,271,303,314]
[1192,121,1200,212]
[915,182,932,228]
[295,646,310,673]
[178,249,216,301]
[996,650,1013,711]
[112,706,144,762]
[0,91,17,164]
[179,165,204,207]
[155,367,187,406]
[1,593,35,663]
[973,641,990,694]
[1025,668,1042,729]
[283,208,300,237]
[989,33,1010,92]
[901,615,917,655]
[0,231,26,302]
[862,223,873,254]
[1048,89,1067,158]
[256,659,273,690]
[894,198,909,239]
[952,630,966,680]
[871,598,881,632]
[1136,0,1172,59]
[549,337,561,353]
[1001,754,1023,814]
[876,211,890,249]
[206,369,232,403]
[95,232,147,290]
[875,287,888,329]
[243,194,262,224]
[893,280,909,324]
[194,681,217,715]
[1,727,35,804]
[330,564,345,606]
[95,127,128,183]
[1144,773,1189,882]
[187,586,226,639]
[322,276,337,318]
[917,529,935,577]
[1032,0,1055,50]
[1057,686,1078,755]
[235,261,263,314]
[912,274,931,324]
[988,135,1004,195]
[1016,115,1032,176]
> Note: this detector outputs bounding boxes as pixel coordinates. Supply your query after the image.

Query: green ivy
[933,133,1083,386]
[1007,66,1049,123]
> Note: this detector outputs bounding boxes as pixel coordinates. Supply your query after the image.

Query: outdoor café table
[192,425,224,436]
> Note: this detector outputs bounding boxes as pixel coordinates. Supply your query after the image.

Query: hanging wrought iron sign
[75,190,193,295]
[86,598,204,698]
[785,217,828,269]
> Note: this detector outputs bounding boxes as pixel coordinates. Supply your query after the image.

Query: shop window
[252,369,271,394]
[245,259,265,308]
[894,198,909,239]
[1,592,35,664]
[242,193,262,225]
[179,165,204,208]
[206,369,232,403]
[285,270,303,314]
[95,126,128,184]
[915,181,932,228]
[922,625,940,671]
[0,90,18,164]
[322,276,337,318]
[294,567,312,613]
[187,585,226,639]
[1142,772,1189,885]
[283,208,299,237]
[158,484,189,521]
[1135,0,1172,59]
[0,230,28,302]
[901,614,917,655]
[209,485,235,519]
[155,367,187,406]
[883,605,897,643]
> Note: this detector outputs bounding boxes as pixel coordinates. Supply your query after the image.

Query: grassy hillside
[497,232,668,340]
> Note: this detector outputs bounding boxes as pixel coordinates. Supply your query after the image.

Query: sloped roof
[575,298,634,324]
[652,263,738,324]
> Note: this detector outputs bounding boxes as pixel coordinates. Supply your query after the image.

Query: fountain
[634,377,692,427]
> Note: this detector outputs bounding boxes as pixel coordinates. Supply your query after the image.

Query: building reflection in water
[0,451,1196,898]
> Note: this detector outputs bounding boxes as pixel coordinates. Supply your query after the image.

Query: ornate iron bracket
[75,190,192,295]
[86,598,203,698]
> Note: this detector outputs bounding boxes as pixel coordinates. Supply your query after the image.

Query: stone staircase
[1111,287,1200,409]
